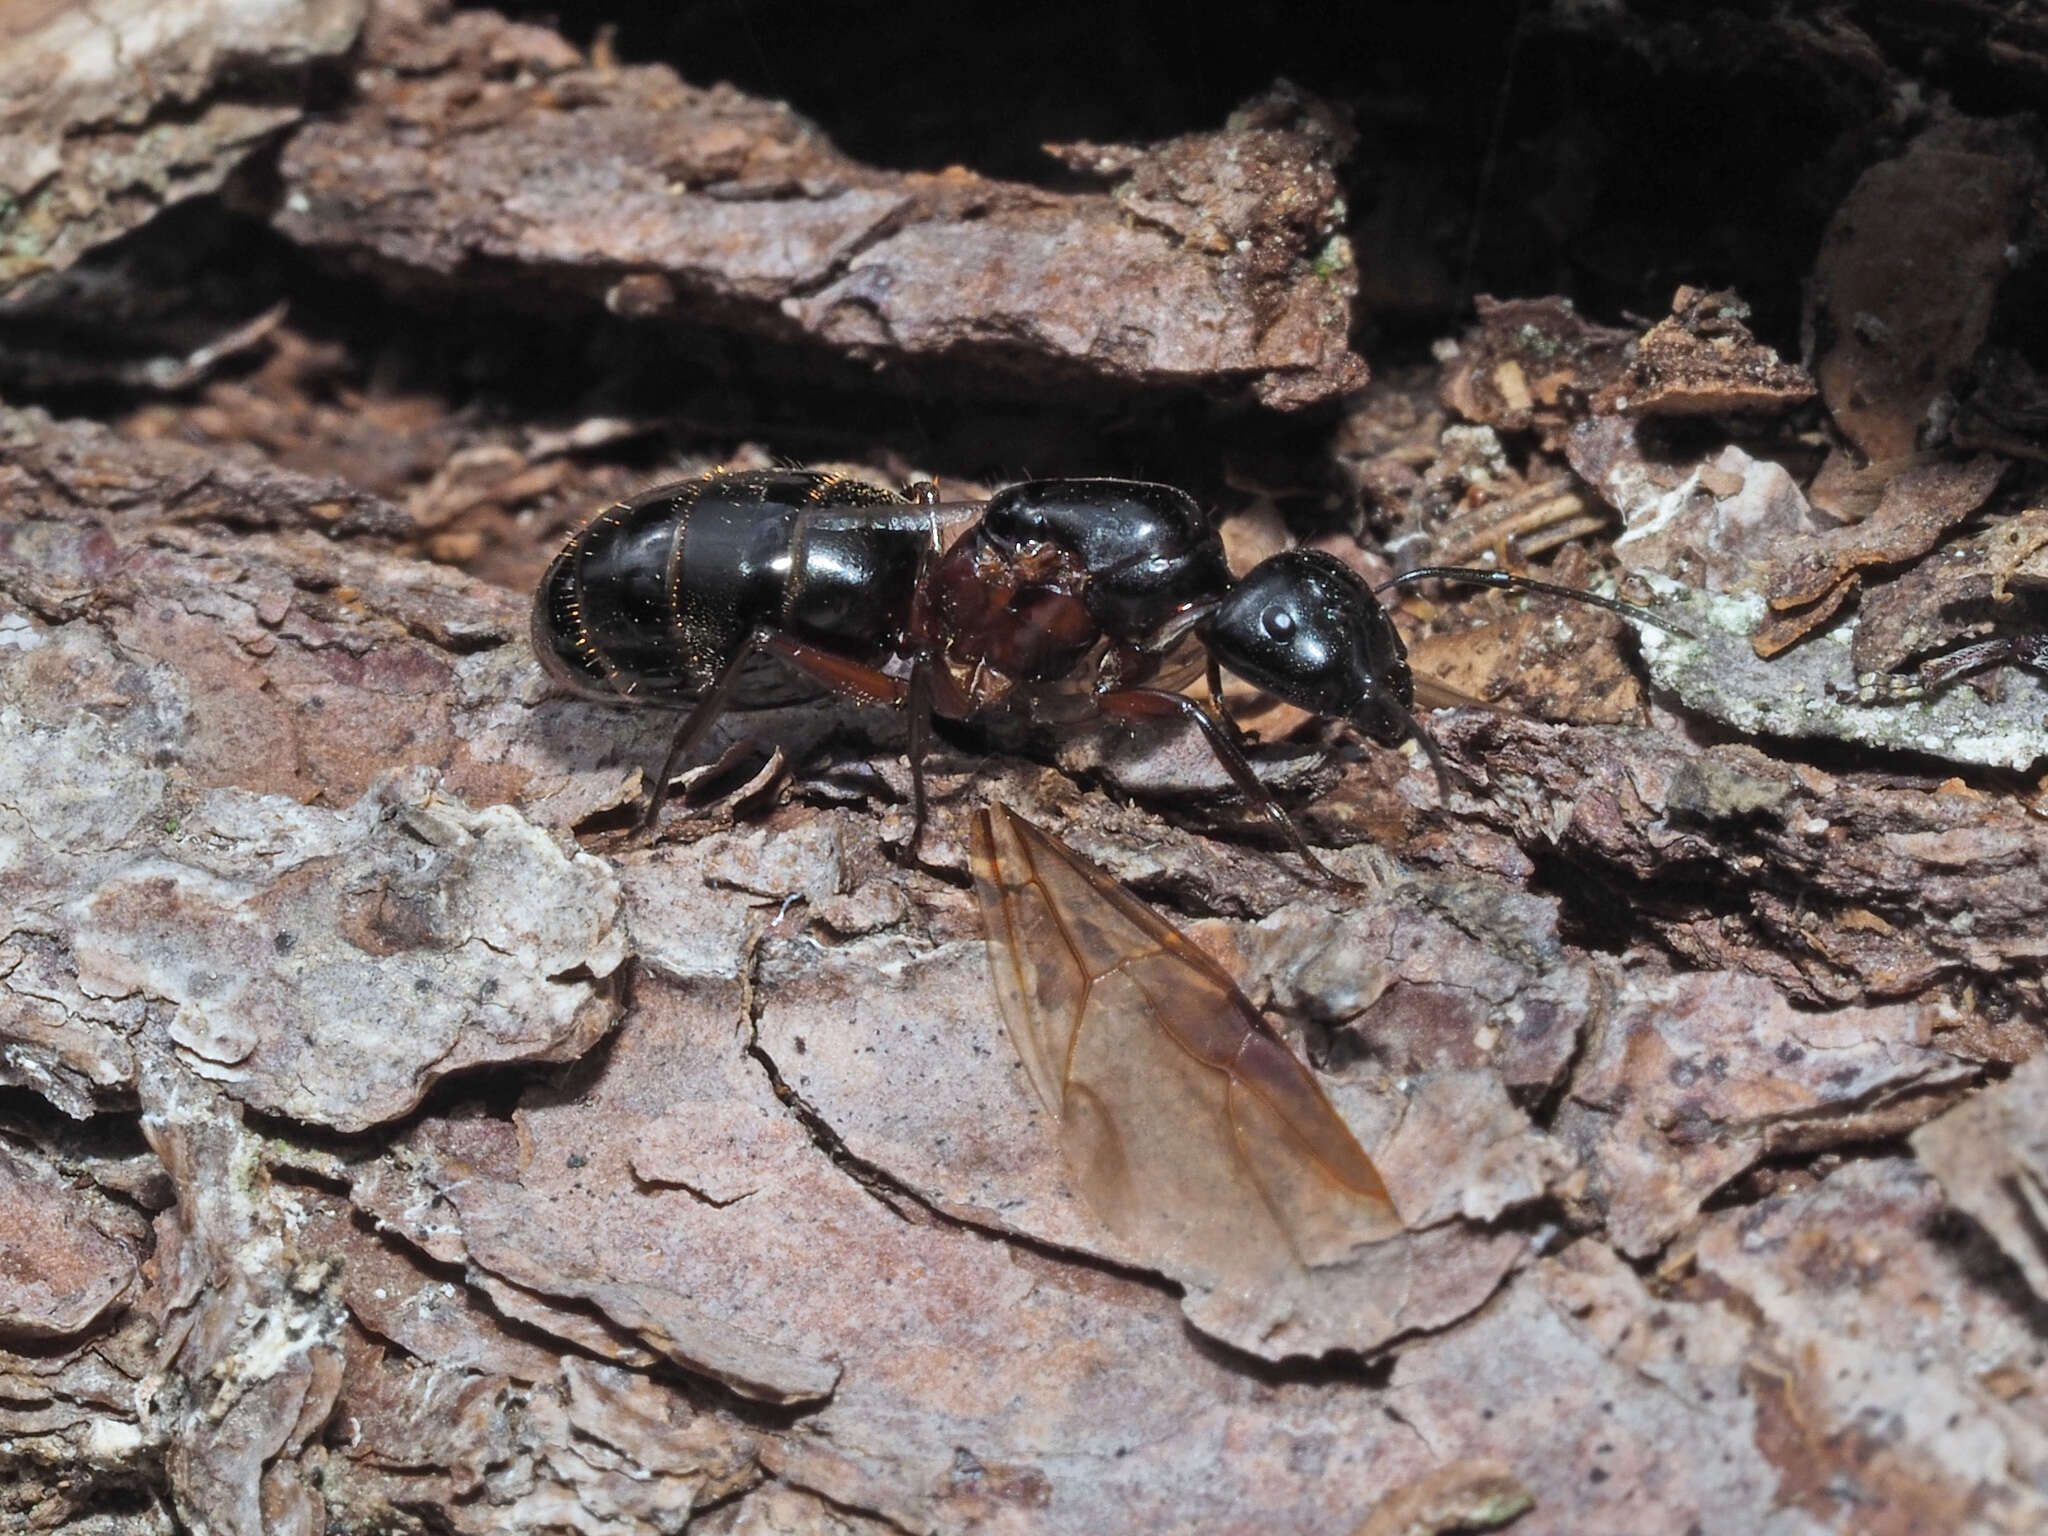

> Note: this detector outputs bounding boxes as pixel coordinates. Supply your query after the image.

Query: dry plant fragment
[1753,453,2006,655]
[1813,118,2041,461]
[1439,296,1633,451]
[1596,285,1815,418]
[1852,505,2048,677]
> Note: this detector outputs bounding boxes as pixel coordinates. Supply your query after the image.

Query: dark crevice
[475,0,1962,350]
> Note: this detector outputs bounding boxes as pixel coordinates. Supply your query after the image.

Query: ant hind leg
[635,632,773,832]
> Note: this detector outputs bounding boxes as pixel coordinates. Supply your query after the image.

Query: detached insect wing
[970,807,1403,1293]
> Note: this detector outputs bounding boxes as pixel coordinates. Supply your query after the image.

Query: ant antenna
[1378,566,1693,638]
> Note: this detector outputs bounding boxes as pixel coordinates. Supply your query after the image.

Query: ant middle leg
[639,631,775,831]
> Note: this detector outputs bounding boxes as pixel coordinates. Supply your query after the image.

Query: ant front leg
[1094,686,1351,887]
[1204,653,1255,755]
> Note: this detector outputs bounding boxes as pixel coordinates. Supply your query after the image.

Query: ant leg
[758,632,910,706]
[1095,686,1348,886]
[1911,633,2048,694]
[638,630,775,831]
[1860,632,2048,700]
[752,633,975,860]
[1204,654,1254,753]
[904,659,936,859]
[640,630,914,832]
[1380,566,1692,637]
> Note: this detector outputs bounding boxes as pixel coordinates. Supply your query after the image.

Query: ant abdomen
[533,469,923,707]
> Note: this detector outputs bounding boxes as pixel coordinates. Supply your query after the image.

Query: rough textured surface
[1688,1157,2048,1533]
[2,2,2046,1530]
[0,1140,141,1340]
[1574,416,1831,593]
[1812,117,2040,461]
[1435,711,2048,1008]
[272,3,1364,410]
[1630,572,2048,772]
[1911,1052,2048,1301]
[15,411,2014,1531]
[1597,286,1814,418]
[0,0,366,298]
[0,437,627,1127]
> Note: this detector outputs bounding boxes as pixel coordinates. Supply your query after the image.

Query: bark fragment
[274,5,1364,409]
[1756,454,2007,653]
[1689,1158,2048,1533]
[1630,572,2048,773]
[1851,505,2048,676]
[1813,117,2042,461]
[1436,712,2048,1006]
[0,1140,140,1341]
[1911,1051,2048,1302]
[0,0,366,299]
[1571,416,1830,593]
[1595,286,1814,419]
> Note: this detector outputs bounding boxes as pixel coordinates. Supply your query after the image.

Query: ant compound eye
[1261,606,1296,642]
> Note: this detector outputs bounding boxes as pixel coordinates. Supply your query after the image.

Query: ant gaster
[533,470,1675,881]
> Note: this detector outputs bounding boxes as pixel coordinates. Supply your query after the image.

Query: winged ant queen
[533,467,1688,1284]
[532,468,1683,882]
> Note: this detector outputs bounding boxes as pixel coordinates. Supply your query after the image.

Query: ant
[532,470,1679,881]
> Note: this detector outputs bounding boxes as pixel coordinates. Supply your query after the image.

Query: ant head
[975,479,1233,641]
[1201,549,1416,746]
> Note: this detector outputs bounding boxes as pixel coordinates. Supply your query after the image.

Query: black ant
[532,470,1679,881]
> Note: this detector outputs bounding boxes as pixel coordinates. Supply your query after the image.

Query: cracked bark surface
[0,0,366,300]
[271,0,1364,412]
[4,2,2048,1532]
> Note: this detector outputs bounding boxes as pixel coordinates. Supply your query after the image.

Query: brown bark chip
[1760,453,2006,621]
[0,1141,139,1341]
[1595,286,1815,419]
[274,8,1365,408]
[1814,119,2041,461]
[0,0,366,299]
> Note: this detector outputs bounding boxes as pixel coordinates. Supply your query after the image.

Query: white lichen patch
[1631,573,2048,771]
[34,767,625,1132]
[0,708,169,854]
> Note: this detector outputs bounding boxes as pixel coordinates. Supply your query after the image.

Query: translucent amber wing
[969,807,1402,1287]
